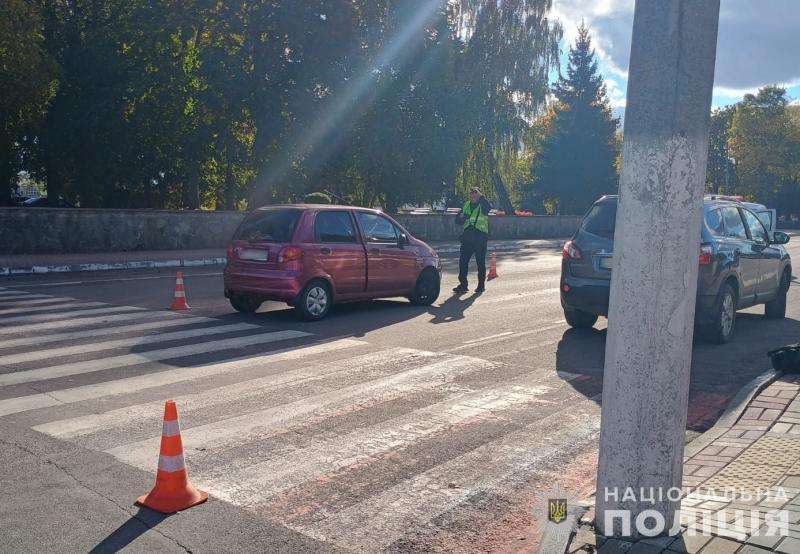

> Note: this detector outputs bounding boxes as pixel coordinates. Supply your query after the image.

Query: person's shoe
[475,284,486,294]
[452,285,469,293]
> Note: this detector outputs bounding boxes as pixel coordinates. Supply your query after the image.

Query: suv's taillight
[278,246,303,263]
[699,243,714,265]
[562,240,582,260]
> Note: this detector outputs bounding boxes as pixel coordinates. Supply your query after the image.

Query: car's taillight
[699,243,714,265]
[278,246,303,263]
[226,243,236,260]
[562,240,582,260]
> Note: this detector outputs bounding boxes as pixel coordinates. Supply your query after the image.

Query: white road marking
[462,331,514,344]
[4,272,224,288]
[477,287,560,304]
[149,378,555,507]
[102,353,490,462]
[0,316,219,349]
[36,348,446,440]
[0,293,54,302]
[0,339,364,417]
[0,330,310,387]
[444,323,563,353]
[0,305,145,326]
[0,296,87,307]
[297,400,601,551]
[0,310,184,335]
[0,322,261,365]
[0,301,107,316]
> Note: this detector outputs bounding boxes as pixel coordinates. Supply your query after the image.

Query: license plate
[599,256,614,270]
[239,248,269,262]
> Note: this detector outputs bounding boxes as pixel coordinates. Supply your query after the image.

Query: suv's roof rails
[706,194,744,202]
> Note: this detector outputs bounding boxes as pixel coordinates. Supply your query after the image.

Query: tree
[706,106,738,194]
[0,0,57,205]
[729,86,800,214]
[530,24,619,214]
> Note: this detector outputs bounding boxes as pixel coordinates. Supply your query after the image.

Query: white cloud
[604,76,626,108]
[551,0,800,92]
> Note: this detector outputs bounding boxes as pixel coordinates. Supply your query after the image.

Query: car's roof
[253,204,382,213]
[594,194,764,210]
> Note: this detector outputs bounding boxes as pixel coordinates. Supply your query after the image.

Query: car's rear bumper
[560,275,610,316]
[223,264,304,303]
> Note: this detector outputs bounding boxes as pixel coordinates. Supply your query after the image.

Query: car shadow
[555,310,800,430]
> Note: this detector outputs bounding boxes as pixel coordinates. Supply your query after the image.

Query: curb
[0,241,561,276]
[538,368,781,554]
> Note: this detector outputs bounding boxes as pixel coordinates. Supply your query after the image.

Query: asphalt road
[2,238,799,553]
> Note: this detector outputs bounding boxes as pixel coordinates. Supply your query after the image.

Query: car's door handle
[320,247,332,255]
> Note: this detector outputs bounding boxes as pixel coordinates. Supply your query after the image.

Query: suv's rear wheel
[410,270,440,306]
[564,308,598,329]
[230,294,262,313]
[296,280,332,321]
[700,282,737,344]
[765,270,790,319]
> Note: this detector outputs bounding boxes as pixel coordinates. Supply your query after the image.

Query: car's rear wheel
[564,308,598,329]
[296,280,332,321]
[765,270,790,319]
[410,270,440,306]
[700,282,737,344]
[229,294,262,313]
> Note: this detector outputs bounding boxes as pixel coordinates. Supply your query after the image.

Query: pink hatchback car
[224,205,442,320]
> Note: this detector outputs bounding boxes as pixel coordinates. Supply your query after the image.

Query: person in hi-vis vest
[453,187,491,293]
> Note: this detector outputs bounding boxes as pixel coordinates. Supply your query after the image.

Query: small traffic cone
[169,271,190,310]
[487,252,498,280]
[137,400,207,513]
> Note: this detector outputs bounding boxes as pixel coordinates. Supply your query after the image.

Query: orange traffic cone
[487,252,498,280]
[136,400,208,513]
[169,271,190,310]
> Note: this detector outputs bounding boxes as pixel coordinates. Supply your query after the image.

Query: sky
[550,0,800,114]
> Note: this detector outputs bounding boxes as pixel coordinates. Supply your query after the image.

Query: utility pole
[595,0,720,538]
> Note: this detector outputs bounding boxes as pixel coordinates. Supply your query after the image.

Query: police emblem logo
[548,498,567,524]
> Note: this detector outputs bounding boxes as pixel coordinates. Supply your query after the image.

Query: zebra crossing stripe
[0,305,145,326]
[295,401,601,551]
[116,379,554,506]
[0,301,107,316]
[0,293,54,302]
[0,310,188,335]
[0,316,218,349]
[0,321,262,365]
[0,329,311,387]
[0,297,72,307]
[0,339,365,417]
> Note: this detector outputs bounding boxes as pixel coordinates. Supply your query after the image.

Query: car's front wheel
[699,282,737,344]
[410,270,440,306]
[296,280,332,321]
[564,308,598,329]
[230,294,262,313]
[765,270,789,319]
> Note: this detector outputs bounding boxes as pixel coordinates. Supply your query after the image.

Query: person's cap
[470,187,482,195]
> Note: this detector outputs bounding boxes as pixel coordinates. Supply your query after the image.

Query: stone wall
[1,207,582,255]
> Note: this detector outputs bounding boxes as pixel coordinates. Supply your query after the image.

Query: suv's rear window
[234,209,301,243]
[582,202,617,238]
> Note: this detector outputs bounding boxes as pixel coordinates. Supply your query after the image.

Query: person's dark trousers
[458,230,488,288]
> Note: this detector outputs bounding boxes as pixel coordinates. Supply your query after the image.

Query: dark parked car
[224,205,442,320]
[560,195,792,343]
[21,196,74,208]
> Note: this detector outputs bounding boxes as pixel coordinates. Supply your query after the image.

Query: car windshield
[582,202,617,238]
[234,209,301,243]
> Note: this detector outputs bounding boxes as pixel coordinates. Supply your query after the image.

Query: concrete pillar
[595,0,720,538]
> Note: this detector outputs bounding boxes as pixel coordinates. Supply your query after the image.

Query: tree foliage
[527,24,619,215]
[2,0,562,211]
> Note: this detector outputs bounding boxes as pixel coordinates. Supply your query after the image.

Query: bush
[304,192,331,204]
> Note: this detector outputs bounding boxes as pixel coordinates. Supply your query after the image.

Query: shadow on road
[555,312,800,430]
[88,507,167,553]
[428,292,481,324]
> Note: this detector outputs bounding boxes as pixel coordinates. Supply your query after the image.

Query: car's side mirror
[772,231,790,245]
[398,233,409,248]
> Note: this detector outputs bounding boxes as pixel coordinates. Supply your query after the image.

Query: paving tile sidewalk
[0,238,564,275]
[564,373,800,554]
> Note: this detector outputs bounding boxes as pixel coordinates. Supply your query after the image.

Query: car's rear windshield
[582,202,617,238]
[234,209,301,243]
